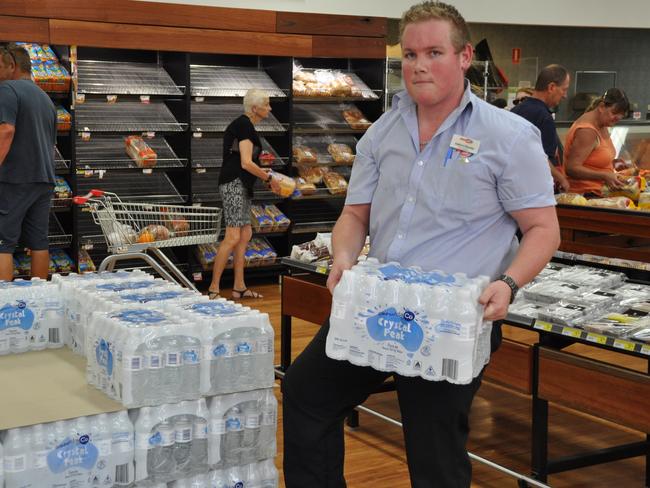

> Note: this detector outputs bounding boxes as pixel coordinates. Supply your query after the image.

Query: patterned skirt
[219,178,252,228]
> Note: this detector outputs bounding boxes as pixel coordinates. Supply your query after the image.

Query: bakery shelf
[292,135,358,166]
[54,145,69,171]
[191,136,285,169]
[49,213,72,247]
[293,72,379,101]
[76,172,185,204]
[191,102,286,134]
[75,101,187,132]
[76,60,184,96]
[75,135,187,170]
[190,65,286,98]
[291,189,346,200]
[292,103,369,134]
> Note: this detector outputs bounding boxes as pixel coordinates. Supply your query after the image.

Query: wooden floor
[221,282,647,487]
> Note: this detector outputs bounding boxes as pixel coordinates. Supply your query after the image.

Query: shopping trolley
[73,189,221,291]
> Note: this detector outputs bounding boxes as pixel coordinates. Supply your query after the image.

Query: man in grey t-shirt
[0,44,57,280]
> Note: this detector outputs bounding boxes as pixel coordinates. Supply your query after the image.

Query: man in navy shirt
[511,64,571,192]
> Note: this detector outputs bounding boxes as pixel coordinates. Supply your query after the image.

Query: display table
[0,347,123,431]
[278,257,650,486]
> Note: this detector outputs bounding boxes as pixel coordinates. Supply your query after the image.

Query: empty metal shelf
[49,213,72,247]
[191,136,282,168]
[77,60,184,95]
[293,103,369,133]
[75,101,187,132]
[76,172,184,204]
[191,65,286,98]
[75,135,186,169]
[192,169,220,202]
[54,145,69,170]
[191,103,286,133]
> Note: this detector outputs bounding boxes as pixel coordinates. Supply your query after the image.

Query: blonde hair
[243,89,269,114]
[399,1,471,53]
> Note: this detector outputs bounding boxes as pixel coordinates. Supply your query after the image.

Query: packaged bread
[637,192,650,211]
[293,80,307,96]
[259,150,276,166]
[294,177,316,196]
[294,70,317,83]
[555,193,587,206]
[164,216,190,236]
[125,135,157,168]
[251,204,274,231]
[585,196,635,209]
[293,145,318,164]
[602,176,645,202]
[323,171,348,195]
[265,205,291,231]
[342,108,372,130]
[297,165,328,185]
[327,143,355,164]
[271,171,297,198]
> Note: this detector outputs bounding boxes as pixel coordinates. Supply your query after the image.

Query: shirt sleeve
[0,84,18,126]
[497,124,556,212]
[345,127,379,205]
[539,115,559,165]
[236,116,256,144]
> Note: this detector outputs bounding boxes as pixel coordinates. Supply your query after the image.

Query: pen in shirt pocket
[443,147,453,167]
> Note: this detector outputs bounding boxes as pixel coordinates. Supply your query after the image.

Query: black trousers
[282,320,500,488]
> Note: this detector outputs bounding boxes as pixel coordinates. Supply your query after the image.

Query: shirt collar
[522,96,552,114]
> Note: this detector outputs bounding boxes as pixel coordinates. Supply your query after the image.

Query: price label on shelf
[140,95,150,104]
[143,132,155,139]
[561,327,582,338]
[641,345,650,356]
[316,265,328,275]
[81,130,91,141]
[533,320,553,332]
[195,96,205,103]
[82,244,94,250]
[193,130,203,138]
[75,93,85,104]
[193,272,203,282]
[97,170,106,179]
[586,333,608,345]
[142,169,153,175]
[195,168,206,174]
[106,95,117,104]
[613,339,636,351]
[83,170,93,178]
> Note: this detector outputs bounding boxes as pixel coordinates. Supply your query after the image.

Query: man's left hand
[479,280,512,321]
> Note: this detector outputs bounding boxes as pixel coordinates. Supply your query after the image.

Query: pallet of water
[0,278,65,355]
[326,259,492,384]
[86,299,274,408]
[1,411,135,488]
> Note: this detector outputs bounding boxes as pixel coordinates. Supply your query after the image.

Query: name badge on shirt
[450,134,480,155]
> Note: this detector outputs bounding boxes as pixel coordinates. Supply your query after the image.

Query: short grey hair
[243,89,269,113]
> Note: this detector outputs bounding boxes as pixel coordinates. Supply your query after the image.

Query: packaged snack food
[585,196,635,209]
[327,143,355,164]
[195,243,219,270]
[125,135,158,168]
[555,193,587,205]
[50,248,75,273]
[77,249,96,273]
[323,171,348,195]
[294,176,317,196]
[56,106,71,131]
[53,176,72,201]
[271,172,297,198]
[602,176,645,201]
[638,192,650,211]
[342,108,372,130]
[292,145,319,164]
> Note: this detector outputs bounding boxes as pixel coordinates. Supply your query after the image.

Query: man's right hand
[327,257,356,294]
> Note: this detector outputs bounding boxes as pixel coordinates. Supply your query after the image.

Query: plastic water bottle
[234,328,256,390]
[258,389,277,460]
[149,420,176,481]
[93,413,113,463]
[209,468,228,488]
[245,461,262,488]
[173,414,194,476]
[242,401,261,464]
[209,395,227,469]
[112,410,135,487]
[212,330,236,394]
[259,458,278,488]
[29,423,48,482]
[254,314,274,388]
[191,416,209,474]
[181,331,201,400]
[3,427,29,488]
[145,336,165,405]
[223,404,243,467]
[226,465,245,488]
[163,334,183,403]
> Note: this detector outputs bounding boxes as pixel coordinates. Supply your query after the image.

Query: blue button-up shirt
[345,84,556,280]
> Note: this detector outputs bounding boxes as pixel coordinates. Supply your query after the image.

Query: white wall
[142,0,650,29]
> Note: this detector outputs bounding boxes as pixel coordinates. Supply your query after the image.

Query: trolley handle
[72,189,105,205]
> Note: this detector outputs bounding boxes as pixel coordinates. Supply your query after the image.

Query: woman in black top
[209,89,281,299]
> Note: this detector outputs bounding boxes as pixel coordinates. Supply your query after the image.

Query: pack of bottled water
[0,278,65,355]
[53,270,160,355]
[86,308,203,407]
[208,388,277,471]
[1,410,134,488]
[134,398,210,485]
[170,297,275,395]
[326,259,492,384]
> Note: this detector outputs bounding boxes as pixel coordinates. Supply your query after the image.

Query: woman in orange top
[564,88,630,196]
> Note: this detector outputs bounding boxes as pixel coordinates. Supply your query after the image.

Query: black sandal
[232,288,263,299]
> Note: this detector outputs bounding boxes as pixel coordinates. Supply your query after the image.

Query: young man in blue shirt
[282,2,560,487]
